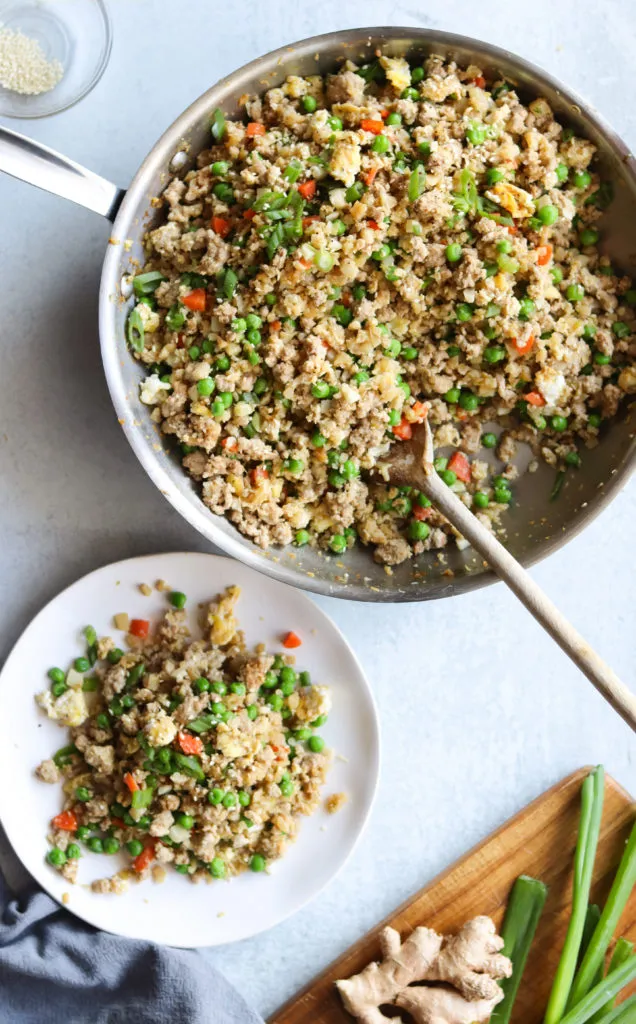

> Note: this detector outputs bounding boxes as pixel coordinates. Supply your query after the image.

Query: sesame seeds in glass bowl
[0,0,112,118]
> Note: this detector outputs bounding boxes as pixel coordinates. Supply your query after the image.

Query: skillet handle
[0,125,125,222]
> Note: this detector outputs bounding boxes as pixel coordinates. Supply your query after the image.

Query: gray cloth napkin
[0,831,264,1024]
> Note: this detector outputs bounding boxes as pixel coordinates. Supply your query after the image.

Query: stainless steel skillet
[1,27,634,602]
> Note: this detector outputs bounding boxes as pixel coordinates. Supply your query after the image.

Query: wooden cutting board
[271,768,636,1024]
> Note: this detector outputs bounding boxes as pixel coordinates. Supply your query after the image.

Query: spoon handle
[420,468,636,732]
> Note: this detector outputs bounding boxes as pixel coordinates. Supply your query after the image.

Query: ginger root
[336,915,512,1024]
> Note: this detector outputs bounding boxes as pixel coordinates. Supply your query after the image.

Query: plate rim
[0,551,381,947]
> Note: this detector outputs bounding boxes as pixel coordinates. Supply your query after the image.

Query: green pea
[594,351,611,365]
[484,261,498,277]
[294,728,312,742]
[280,666,297,688]
[247,705,259,720]
[66,843,81,859]
[538,204,559,225]
[473,492,489,509]
[566,284,585,302]
[87,837,104,854]
[307,735,325,753]
[267,693,284,712]
[459,392,479,412]
[209,788,225,806]
[312,381,331,399]
[372,244,391,261]
[446,243,462,263]
[51,680,68,698]
[580,227,599,247]
[444,387,461,404]
[588,413,602,428]
[47,847,67,867]
[484,346,506,364]
[138,816,151,830]
[74,657,90,673]
[551,266,563,284]
[238,790,251,807]
[175,812,194,829]
[401,346,418,361]
[494,486,512,504]
[103,837,120,855]
[211,160,229,175]
[76,826,91,841]
[482,432,498,448]
[285,458,304,475]
[211,679,227,695]
[565,451,581,467]
[194,677,210,694]
[188,345,201,361]
[625,289,636,306]
[411,66,425,84]
[551,415,569,432]
[302,95,317,113]
[280,776,294,797]
[197,378,215,397]
[354,370,370,385]
[385,112,402,126]
[294,529,310,547]
[121,693,136,709]
[555,163,569,183]
[439,469,457,486]
[341,459,359,480]
[209,857,226,878]
[328,116,343,130]
[465,122,486,145]
[75,786,91,802]
[612,321,631,338]
[169,591,187,609]
[496,239,513,255]
[518,297,535,321]
[573,170,591,189]
[215,354,231,371]
[456,303,473,322]
[175,863,190,874]
[250,854,266,872]
[126,839,144,857]
[222,792,237,809]
[329,534,347,554]
[401,87,419,100]
[371,134,390,154]
[408,520,430,541]
[532,414,547,430]
[332,219,347,236]
[48,667,65,685]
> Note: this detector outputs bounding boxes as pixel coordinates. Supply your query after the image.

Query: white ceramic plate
[0,552,379,947]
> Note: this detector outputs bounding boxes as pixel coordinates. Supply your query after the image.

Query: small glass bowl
[0,0,112,118]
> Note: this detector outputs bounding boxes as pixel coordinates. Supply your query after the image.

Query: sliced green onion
[314,251,334,272]
[133,271,165,297]
[223,268,238,299]
[126,308,145,352]
[131,786,154,810]
[560,960,636,1024]
[408,163,426,203]
[210,108,226,142]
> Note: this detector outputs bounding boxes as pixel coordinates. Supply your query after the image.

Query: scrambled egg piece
[380,55,411,93]
[486,182,535,219]
[536,366,567,408]
[37,688,88,728]
[208,585,240,645]
[144,711,178,748]
[140,374,171,406]
[136,301,160,333]
[329,136,361,187]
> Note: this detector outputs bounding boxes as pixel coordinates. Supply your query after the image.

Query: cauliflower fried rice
[36,587,330,891]
[126,53,636,566]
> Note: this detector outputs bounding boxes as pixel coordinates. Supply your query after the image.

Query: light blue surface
[0,1,635,1016]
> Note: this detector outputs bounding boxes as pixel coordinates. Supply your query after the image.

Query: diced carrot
[133,841,157,874]
[392,417,413,441]
[473,75,486,88]
[413,505,431,522]
[123,772,139,793]
[111,817,125,828]
[250,466,269,485]
[177,731,203,756]
[246,122,266,137]
[508,224,519,235]
[447,451,471,483]
[302,215,320,229]
[211,215,232,238]
[514,335,535,355]
[298,257,312,269]
[380,109,389,119]
[129,619,150,638]
[182,288,206,312]
[525,390,546,407]
[410,400,427,423]
[536,244,553,266]
[221,436,238,451]
[243,208,256,220]
[364,167,379,187]
[367,218,381,230]
[360,118,384,135]
[52,810,77,832]
[298,179,317,199]
[270,320,282,331]
[282,631,302,649]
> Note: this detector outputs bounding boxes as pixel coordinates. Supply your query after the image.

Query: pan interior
[100,28,636,602]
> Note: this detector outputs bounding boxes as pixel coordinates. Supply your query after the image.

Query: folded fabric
[0,830,264,1024]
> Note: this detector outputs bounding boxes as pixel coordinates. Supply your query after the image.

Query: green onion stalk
[558,958,636,1024]
[491,875,548,1024]
[545,766,606,1024]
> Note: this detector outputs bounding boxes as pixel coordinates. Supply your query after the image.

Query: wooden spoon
[386,416,636,732]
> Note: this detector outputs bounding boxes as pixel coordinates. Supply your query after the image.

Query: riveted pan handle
[0,125,125,222]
